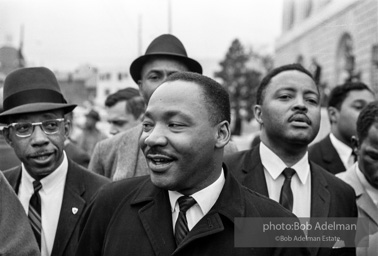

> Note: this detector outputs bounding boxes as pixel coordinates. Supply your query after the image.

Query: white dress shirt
[169,169,225,232]
[18,153,68,256]
[355,164,378,206]
[329,133,354,169]
[260,143,311,217]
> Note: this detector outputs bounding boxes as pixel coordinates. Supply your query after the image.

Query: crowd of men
[0,33,377,256]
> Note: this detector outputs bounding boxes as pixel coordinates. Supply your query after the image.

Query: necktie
[347,151,357,168]
[29,180,42,250]
[175,196,196,246]
[279,168,296,212]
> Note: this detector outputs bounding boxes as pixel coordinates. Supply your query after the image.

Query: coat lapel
[3,166,22,193]
[343,168,378,227]
[132,181,176,256]
[51,160,86,256]
[309,162,331,256]
[242,146,269,196]
[310,162,330,218]
[174,166,245,254]
[320,136,345,174]
[115,124,149,180]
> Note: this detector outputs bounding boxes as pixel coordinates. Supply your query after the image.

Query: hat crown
[4,67,63,97]
[129,34,202,83]
[145,34,188,57]
[0,67,76,123]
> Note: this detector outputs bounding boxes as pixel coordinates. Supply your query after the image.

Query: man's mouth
[147,154,174,165]
[289,114,311,125]
[29,151,54,161]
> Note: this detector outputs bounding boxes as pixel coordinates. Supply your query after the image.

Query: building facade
[275,0,378,93]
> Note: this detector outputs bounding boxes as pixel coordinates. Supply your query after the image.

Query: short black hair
[328,82,373,109]
[105,88,145,119]
[105,88,140,107]
[357,101,378,142]
[126,96,145,119]
[165,72,230,125]
[256,63,315,105]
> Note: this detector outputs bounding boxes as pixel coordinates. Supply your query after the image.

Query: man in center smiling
[76,72,308,255]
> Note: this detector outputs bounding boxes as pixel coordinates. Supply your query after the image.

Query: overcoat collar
[130,164,245,255]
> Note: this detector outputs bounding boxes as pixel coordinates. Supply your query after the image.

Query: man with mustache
[76,72,308,256]
[225,64,357,256]
[89,34,237,180]
[0,67,110,256]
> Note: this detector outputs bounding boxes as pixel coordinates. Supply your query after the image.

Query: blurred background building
[275,0,378,95]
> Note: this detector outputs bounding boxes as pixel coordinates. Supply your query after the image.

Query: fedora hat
[0,67,77,123]
[129,34,202,83]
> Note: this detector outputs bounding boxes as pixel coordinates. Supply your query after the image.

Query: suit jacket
[0,133,21,171]
[64,140,90,168]
[309,135,346,175]
[89,124,239,181]
[76,166,310,256]
[3,159,110,256]
[337,164,378,255]
[224,145,358,256]
[0,171,40,256]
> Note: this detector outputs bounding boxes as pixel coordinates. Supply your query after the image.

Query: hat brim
[0,103,77,124]
[130,53,203,83]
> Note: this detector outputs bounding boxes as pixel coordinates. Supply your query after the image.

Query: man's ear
[2,128,13,147]
[64,119,72,139]
[215,121,231,149]
[327,106,338,124]
[253,105,263,125]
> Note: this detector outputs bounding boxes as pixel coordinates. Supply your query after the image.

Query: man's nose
[31,125,49,146]
[143,125,168,147]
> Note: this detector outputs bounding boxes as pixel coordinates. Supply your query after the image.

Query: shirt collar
[329,133,352,164]
[260,142,310,184]
[168,169,225,215]
[21,152,68,194]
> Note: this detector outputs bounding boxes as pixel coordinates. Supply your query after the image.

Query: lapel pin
[72,207,78,215]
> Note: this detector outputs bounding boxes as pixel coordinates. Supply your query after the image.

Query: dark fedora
[0,67,77,123]
[129,34,202,83]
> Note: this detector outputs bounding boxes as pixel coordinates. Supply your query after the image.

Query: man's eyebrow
[143,110,193,121]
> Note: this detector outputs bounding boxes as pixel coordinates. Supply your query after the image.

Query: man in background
[89,34,237,180]
[76,109,108,156]
[337,101,378,256]
[309,82,375,174]
[105,87,144,136]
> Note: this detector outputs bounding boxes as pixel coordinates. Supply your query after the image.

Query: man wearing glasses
[0,67,109,256]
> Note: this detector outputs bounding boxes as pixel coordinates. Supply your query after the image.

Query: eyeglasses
[6,118,65,138]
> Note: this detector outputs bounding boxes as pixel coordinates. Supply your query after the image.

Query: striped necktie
[29,180,42,250]
[175,196,196,246]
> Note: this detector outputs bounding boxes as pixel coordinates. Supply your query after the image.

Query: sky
[0,0,283,75]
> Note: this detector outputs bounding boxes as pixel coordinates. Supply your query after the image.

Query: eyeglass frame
[5,118,66,138]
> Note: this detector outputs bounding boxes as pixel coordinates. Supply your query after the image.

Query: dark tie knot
[282,168,296,179]
[33,180,42,193]
[177,196,196,213]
